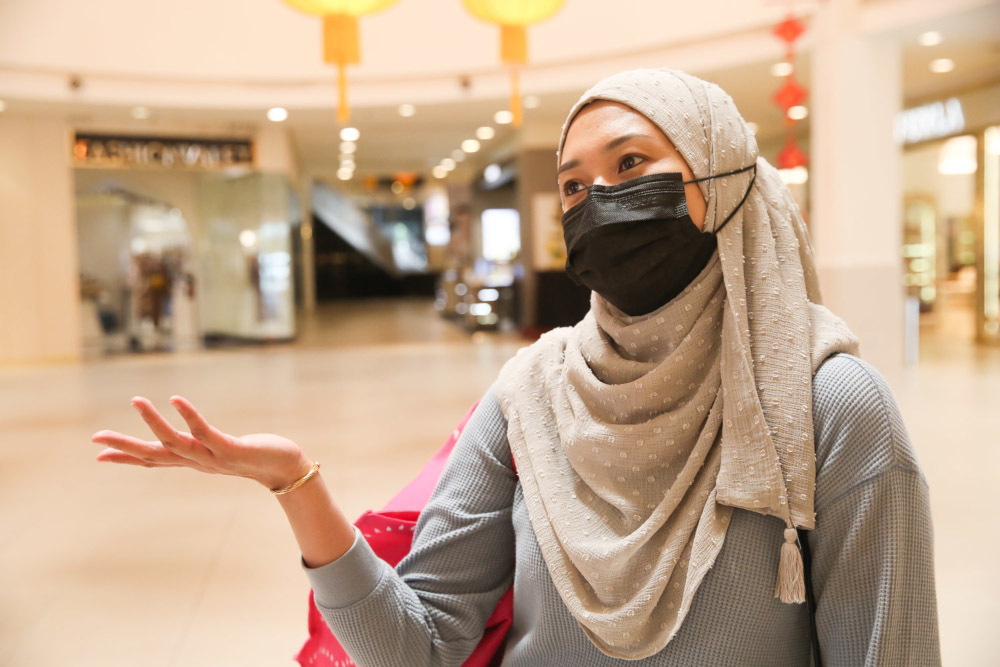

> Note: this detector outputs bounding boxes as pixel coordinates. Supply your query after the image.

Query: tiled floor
[1,297,996,666]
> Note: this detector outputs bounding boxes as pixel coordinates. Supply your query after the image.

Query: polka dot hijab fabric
[495,68,859,659]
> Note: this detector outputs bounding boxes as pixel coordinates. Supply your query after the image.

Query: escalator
[310,181,436,300]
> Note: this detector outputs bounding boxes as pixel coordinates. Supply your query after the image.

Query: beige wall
[0,116,80,365]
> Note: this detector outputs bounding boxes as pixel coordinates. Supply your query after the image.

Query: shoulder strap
[797,527,823,667]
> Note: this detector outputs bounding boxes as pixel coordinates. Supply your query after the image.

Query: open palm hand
[92,395,311,490]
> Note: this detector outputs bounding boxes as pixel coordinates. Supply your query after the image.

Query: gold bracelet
[270,461,321,495]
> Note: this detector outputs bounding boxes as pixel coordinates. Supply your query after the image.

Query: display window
[902,123,1000,348]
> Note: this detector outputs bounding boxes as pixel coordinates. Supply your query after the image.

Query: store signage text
[894,98,965,145]
[73,133,254,169]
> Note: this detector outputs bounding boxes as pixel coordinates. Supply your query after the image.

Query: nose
[592,175,611,187]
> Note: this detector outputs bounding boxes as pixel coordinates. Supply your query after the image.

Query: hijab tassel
[774,527,806,603]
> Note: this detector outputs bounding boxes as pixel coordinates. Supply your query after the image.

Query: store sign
[73,133,253,169]
[894,98,965,145]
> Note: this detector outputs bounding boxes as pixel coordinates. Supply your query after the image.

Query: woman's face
[557,100,707,230]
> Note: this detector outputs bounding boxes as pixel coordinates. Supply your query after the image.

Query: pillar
[0,116,80,365]
[810,0,905,372]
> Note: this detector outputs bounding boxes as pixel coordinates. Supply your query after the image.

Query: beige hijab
[494,68,859,660]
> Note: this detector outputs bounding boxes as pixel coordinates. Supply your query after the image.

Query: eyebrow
[557,133,656,175]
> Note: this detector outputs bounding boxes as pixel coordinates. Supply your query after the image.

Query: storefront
[434,165,523,332]
[898,83,1000,354]
[74,132,300,355]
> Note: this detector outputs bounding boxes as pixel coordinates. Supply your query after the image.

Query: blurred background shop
[898,85,1000,357]
[75,143,299,355]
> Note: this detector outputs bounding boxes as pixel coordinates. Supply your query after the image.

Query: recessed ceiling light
[476,126,495,140]
[770,62,794,77]
[929,58,954,73]
[337,168,353,180]
[484,163,502,182]
[432,165,448,179]
[461,139,481,153]
[787,105,809,120]
[340,127,360,141]
[340,158,356,169]
[402,197,416,210]
[451,149,466,162]
[494,110,514,125]
[918,31,942,47]
[524,95,540,109]
[267,107,288,122]
[441,158,456,171]
[746,121,759,134]
[340,141,357,154]
[239,230,257,248]
[398,103,416,117]
[0,100,8,113]
[132,106,151,120]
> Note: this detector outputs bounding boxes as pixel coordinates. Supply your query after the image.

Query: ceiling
[1,0,998,184]
[0,0,797,82]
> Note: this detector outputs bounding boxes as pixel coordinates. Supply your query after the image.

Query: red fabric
[295,400,515,666]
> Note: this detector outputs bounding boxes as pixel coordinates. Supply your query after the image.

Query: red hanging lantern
[773,15,805,47]
[771,12,809,172]
[773,77,807,111]
[777,139,809,169]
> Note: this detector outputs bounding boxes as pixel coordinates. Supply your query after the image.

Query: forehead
[561,100,666,156]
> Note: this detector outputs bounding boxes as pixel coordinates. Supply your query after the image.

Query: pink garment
[295,400,515,666]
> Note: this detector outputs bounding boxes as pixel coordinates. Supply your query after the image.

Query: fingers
[129,396,215,464]
[92,430,212,471]
[168,396,236,454]
[95,447,187,468]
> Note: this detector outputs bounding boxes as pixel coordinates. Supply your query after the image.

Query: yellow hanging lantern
[462,0,565,127]
[283,0,398,124]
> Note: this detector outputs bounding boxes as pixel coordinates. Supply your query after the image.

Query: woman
[92,69,941,666]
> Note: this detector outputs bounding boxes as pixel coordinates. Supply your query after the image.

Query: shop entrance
[902,125,1000,358]
[903,135,978,356]
[76,187,198,355]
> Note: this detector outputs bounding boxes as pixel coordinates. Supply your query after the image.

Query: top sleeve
[807,354,942,667]
[300,383,517,667]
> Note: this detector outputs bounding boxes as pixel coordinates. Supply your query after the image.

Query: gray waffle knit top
[301,353,941,666]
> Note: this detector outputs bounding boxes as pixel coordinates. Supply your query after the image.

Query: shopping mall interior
[1,0,999,665]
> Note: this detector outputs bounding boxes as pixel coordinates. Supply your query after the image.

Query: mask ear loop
[686,163,757,235]
[683,162,756,185]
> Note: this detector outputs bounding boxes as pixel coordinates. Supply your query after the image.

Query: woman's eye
[564,181,584,196]
[619,154,645,172]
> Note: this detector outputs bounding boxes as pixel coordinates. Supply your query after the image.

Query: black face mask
[562,163,756,317]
